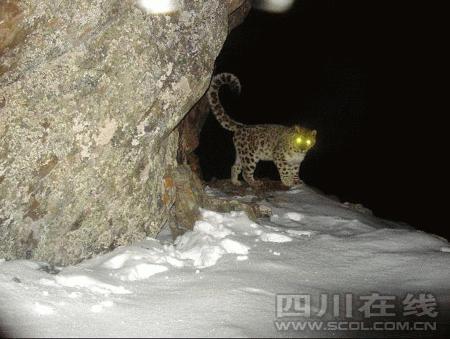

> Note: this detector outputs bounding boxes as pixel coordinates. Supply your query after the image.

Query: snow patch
[286,229,316,237]
[176,238,225,268]
[102,253,132,269]
[165,256,185,267]
[220,238,249,255]
[90,300,114,313]
[114,263,168,282]
[171,210,254,267]
[284,212,303,221]
[1,186,449,338]
[54,275,131,295]
[259,232,293,243]
[194,220,233,239]
[241,287,275,297]
[68,291,82,299]
[39,278,60,287]
[33,303,54,316]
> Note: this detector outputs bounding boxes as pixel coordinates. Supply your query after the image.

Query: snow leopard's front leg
[279,164,300,187]
[292,162,303,185]
[274,153,301,187]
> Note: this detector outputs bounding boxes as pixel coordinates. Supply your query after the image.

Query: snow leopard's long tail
[207,73,244,132]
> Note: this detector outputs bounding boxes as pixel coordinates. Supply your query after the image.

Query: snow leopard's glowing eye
[295,137,302,144]
[306,139,311,146]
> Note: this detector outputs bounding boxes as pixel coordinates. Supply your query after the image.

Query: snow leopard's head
[291,126,317,153]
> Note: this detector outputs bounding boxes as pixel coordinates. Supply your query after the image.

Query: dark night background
[197,1,448,240]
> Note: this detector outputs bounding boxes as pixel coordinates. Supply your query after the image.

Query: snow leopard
[207,73,317,187]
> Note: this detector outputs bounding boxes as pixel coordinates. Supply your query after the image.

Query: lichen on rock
[0,0,228,265]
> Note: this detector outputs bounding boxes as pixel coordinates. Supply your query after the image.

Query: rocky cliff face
[0,0,230,265]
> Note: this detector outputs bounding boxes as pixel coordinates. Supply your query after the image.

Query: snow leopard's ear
[311,129,317,137]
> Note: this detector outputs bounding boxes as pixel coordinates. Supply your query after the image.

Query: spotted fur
[207,73,317,187]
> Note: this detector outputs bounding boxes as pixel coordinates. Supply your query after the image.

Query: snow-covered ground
[1,185,449,338]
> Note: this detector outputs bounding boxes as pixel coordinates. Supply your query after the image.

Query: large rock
[0,0,229,265]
